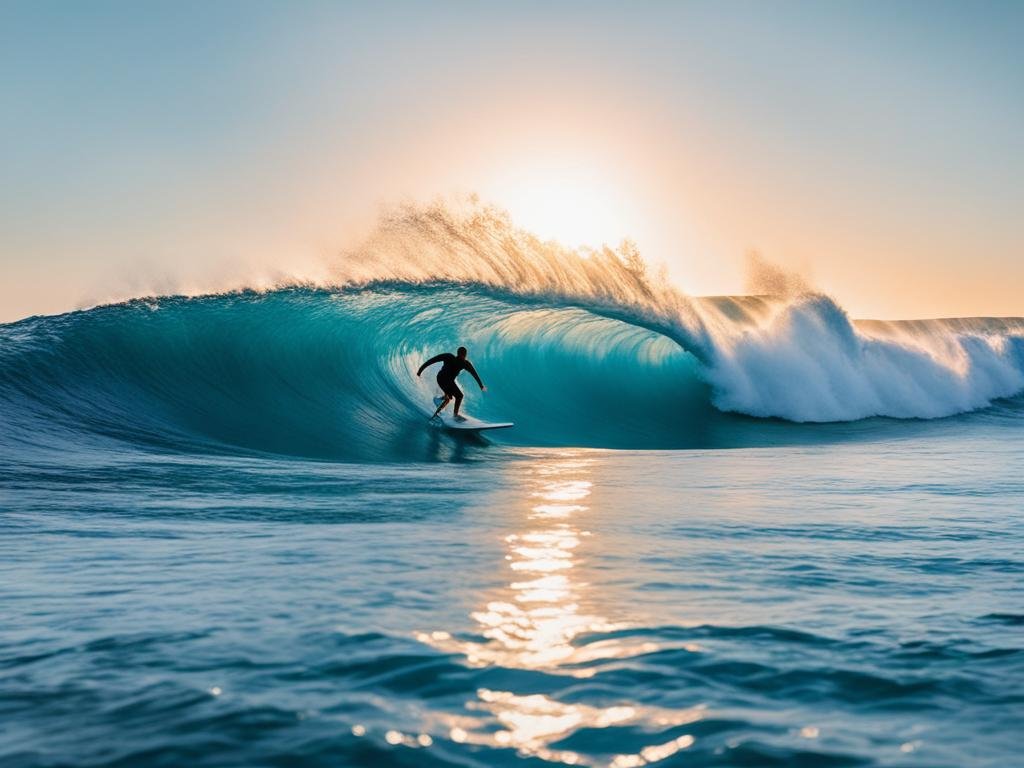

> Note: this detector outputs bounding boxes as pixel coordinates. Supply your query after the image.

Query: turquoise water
[2,286,1023,767]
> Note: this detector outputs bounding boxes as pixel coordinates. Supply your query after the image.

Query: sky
[1,0,1022,322]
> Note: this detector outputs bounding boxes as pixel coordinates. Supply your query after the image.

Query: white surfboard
[430,397,514,431]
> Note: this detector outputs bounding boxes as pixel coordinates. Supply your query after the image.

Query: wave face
[1,281,1022,461]
[0,287,708,460]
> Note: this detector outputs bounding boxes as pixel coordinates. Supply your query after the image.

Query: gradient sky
[1,0,1022,322]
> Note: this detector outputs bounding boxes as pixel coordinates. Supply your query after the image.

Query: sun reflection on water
[414,454,701,766]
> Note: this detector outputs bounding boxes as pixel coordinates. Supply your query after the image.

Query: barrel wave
[0,286,710,460]
[3,203,1023,460]
[1,280,1023,462]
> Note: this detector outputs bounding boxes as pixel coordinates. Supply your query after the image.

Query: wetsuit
[417,353,484,402]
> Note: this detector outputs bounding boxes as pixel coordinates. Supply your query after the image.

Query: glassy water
[3,426,1022,767]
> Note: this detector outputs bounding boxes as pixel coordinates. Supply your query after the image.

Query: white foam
[702,294,1024,421]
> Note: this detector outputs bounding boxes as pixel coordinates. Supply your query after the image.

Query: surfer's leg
[437,376,461,418]
[433,395,451,418]
[434,375,454,418]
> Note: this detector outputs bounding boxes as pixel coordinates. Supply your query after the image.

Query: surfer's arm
[466,362,485,390]
[417,354,446,376]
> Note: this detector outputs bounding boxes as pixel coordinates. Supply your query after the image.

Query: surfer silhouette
[417,346,485,421]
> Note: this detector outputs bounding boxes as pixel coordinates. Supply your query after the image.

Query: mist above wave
[12,199,1024,431]
[326,200,1024,422]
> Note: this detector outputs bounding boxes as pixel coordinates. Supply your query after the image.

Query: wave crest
[1,202,1022,459]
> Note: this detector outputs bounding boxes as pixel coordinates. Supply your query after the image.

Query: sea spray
[2,202,1023,460]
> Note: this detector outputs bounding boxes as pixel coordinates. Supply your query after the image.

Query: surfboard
[430,397,514,431]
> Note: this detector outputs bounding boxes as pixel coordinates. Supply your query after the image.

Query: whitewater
[2,203,1023,767]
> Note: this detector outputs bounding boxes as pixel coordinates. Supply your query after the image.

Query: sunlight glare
[489,169,635,248]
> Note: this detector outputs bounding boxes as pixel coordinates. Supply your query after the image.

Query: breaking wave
[1,203,1022,461]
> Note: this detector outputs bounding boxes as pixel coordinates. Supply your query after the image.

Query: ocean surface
[2,258,1024,767]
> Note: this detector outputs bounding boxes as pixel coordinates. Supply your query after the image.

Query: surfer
[417,346,485,421]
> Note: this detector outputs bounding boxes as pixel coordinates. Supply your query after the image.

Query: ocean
[2,242,1023,767]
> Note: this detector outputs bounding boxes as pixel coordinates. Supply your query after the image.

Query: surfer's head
[457,346,467,358]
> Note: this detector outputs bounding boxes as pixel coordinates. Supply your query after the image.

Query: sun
[485,167,637,249]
